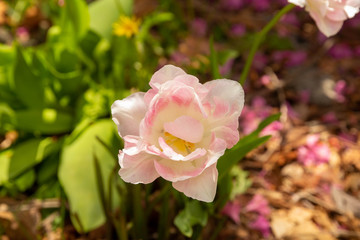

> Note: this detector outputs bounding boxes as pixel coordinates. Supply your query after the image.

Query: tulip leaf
[174,200,208,237]
[65,0,90,40]
[59,119,121,232]
[88,0,125,39]
[218,113,281,179]
[13,47,45,109]
[0,44,15,66]
[209,36,221,79]
[15,108,73,134]
[8,137,61,180]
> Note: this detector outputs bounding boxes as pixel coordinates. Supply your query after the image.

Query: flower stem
[239,4,295,85]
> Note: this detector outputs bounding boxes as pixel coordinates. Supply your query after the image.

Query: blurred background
[0,0,359,239]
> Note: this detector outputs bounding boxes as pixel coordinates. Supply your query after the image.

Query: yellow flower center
[164,132,195,155]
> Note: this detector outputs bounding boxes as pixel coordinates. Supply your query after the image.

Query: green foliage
[174,200,208,237]
[58,120,121,232]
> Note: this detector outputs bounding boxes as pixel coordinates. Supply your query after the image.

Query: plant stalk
[239,4,295,84]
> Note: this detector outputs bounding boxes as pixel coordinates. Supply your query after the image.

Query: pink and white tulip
[111,65,244,202]
[289,0,360,37]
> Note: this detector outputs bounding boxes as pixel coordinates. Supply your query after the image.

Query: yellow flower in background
[113,15,141,38]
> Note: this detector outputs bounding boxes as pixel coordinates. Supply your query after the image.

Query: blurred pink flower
[281,12,301,26]
[245,194,271,216]
[253,53,269,70]
[219,58,235,76]
[297,134,330,166]
[231,24,246,37]
[329,43,353,59]
[260,121,283,137]
[339,132,357,142]
[260,75,271,86]
[249,215,271,238]
[191,18,207,37]
[222,201,241,224]
[112,65,244,202]
[334,80,347,102]
[322,111,338,124]
[289,0,360,37]
[239,96,273,134]
[221,0,245,10]
[286,50,307,67]
[251,0,271,11]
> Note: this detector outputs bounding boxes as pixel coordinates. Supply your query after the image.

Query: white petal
[203,79,244,114]
[149,65,186,90]
[288,0,305,7]
[172,164,218,202]
[111,92,147,137]
[118,151,159,184]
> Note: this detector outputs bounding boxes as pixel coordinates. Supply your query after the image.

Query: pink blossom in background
[260,75,271,86]
[111,65,244,202]
[281,13,301,26]
[251,0,271,11]
[322,111,338,124]
[230,24,246,37]
[253,53,269,71]
[288,0,360,37]
[249,215,271,238]
[239,96,273,134]
[219,58,235,76]
[221,0,246,10]
[191,18,207,37]
[245,194,271,216]
[221,201,241,224]
[272,50,307,67]
[339,132,358,143]
[260,121,283,137]
[354,46,360,57]
[286,50,307,67]
[329,43,353,59]
[297,134,331,166]
[334,80,347,103]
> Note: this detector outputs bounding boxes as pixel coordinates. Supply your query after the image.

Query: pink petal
[221,201,241,224]
[203,79,244,113]
[149,65,186,90]
[172,164,218,202]
[249,215,271,238]
[344,0,360,18]
[111,92,147,137]
[118,151,159,184]
[153,157,205,182]
[288,0,305,7]
[245,194,271,216]
[164,115,204,143]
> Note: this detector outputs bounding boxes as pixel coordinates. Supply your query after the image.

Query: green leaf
[13,47,44,109]
[0,150,11,185]
[14,169,36,192]
[65,0,90,40]
[59,120,121,232]
[0,44,15,66]
[174,200,208,237]
[209,36,220,79]
[218,113,281,179]
[8,137,61,179]
[15,108,73,134]
[88,0,121,39]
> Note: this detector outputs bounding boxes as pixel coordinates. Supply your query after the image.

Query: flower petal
[149,65,186,90]
[172,164,218,202]
[112,92,147,137]
[204,79,245,112]
[118,151,159,184]
[164,115,204,143]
